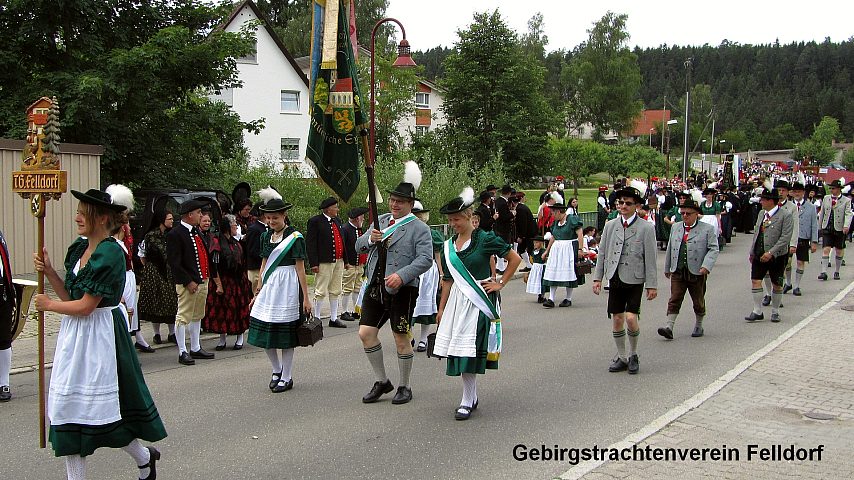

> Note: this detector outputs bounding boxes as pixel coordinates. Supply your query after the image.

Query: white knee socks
[122,439,151,478]
[65,455,87,480]
[0,348,11,387]
[549,286,557,302]
[265,348,282,374]
[330,297,339,321]
[461,373,477,408]
[280,348,295,382]
[341,294,350,313]
[175,324,187,354]
[189,321,201,352]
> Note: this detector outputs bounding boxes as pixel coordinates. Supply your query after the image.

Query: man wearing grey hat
[166,199,215,365]
[745,188,794,323]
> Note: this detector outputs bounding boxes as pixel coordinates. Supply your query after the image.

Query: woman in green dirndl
[542,203,585,308]
[34,188,166,480]
[434,188,521,420]
[247,190,312,393]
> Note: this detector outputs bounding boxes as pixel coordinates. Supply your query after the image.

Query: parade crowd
[1,159,853,480]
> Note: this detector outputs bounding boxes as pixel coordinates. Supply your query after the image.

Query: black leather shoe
[762,295,771,306]
[744,312,764,322]
[0,385,11,402]
[416,341,427,352]
[608,357,628,372]
[818,272,828,281]
[269,370,282,390]
[232,343,243,350]
[362,379,394,403]
[792,288,802,296]
[152,334,162,345]
[351,312,360,321]
[536,295,544,303]
[558,299,572,307]
[627,354,639,374]
[657,326,673,340]
[455,404,474,420]
[391,386,412,404]
[783,284,793,294]
[178,352,195,366]
[167,333,177,344]
[272,378,294,393]
[770,313,781,323]
[691,326,704,337]
[834,272,841,280]
[542,299,555,308]
[135,342,155,353]
[328,319,347,328]
[139,446,160,480]
[340,312,355,321]
[190,348,214,359]
[214,343,226,351]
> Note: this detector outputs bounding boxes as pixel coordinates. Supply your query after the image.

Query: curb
[557,278,854,480]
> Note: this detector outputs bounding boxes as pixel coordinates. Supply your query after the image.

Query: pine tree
[42,97,61,155]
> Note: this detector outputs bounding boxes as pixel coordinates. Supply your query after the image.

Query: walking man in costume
[592,183,658,374]
[166,199,215,365]
[658,199,719,339]
[789,180,819,295]
[745,188,794,323]
[356,162,433,405]
[341,207,369,322]
[307,197,347,328]
[0,228,15,402]
[817,179,853,281]
[763,180,798,302]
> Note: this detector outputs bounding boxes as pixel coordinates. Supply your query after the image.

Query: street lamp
[665,119,678,178]
[366,18,416,230]
[719,139,727,167]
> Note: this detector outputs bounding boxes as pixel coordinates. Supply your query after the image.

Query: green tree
[793,116,841,165]
[440,10,556,183]
[842,147,854,171]
[812,115,842,145]
[563,11,643,137]
[0,0,258,187]
[548,137,597,196]
[762,123,801,149]
[601,144,632,183]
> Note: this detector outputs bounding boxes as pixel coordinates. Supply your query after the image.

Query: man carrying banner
[355,163,433,405]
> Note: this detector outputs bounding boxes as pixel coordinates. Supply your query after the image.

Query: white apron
[49,305,121,426]
[699,213,720,235]
[250,265,301,323]
[413,262,439,317]
[543,239,577,282]
[525,263,545,295]
[115,241,139,332]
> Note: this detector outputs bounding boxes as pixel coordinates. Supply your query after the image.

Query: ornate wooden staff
[11,96,68,448]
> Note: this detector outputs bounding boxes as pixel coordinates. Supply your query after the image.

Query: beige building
[1,139,102,275]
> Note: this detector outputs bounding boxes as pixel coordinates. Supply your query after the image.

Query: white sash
[443,240,499,320]
[261,231,303,285]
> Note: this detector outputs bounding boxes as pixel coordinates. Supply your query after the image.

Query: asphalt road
[1,232,845,479]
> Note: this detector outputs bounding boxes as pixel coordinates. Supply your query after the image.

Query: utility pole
[661,95,667,154]
[682,58,692,180]
[709,108,715,174]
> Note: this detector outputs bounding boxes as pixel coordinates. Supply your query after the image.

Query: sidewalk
[561,284,854,479]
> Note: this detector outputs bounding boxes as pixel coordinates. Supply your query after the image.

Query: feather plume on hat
[844,184,852,195]
[258,186,282,205]
[630,179,648,198]
[550,191,564,204]
[404,161,422,193]
[764,177,774,193]
[366,183,383,204]
[105,184,134,213]
[840,176,847,185]
[460,187,475,207]
[691,188,704,204]
[413,200,423,211]
[796,171,806,185]
[707,181,718,190]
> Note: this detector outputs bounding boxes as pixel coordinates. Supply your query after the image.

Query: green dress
[438,229,510,376]
[543,215,585,288]
[50,237,166,457]
[247,227,308,349]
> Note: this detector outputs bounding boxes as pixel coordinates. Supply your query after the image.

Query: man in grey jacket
[788,181,819,295]
[746,188,794,323]
[593,185,658,375]
[355,181,433,405]
[658,200,719,339]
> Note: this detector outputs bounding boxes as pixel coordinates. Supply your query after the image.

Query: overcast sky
[385,0,853,51]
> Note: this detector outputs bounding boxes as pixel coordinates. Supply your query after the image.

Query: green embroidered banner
[306,0,366,202]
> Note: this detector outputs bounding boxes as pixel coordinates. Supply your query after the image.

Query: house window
[415,92,430,109]
[237,39,257,63]
[281,91,300,112]
[415,126,429,136]
[281,138,300,162]
[210,87,233,107]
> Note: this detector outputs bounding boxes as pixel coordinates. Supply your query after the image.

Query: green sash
[443,239,499,320]
[261,232,303,285]
[380,213,416,241]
